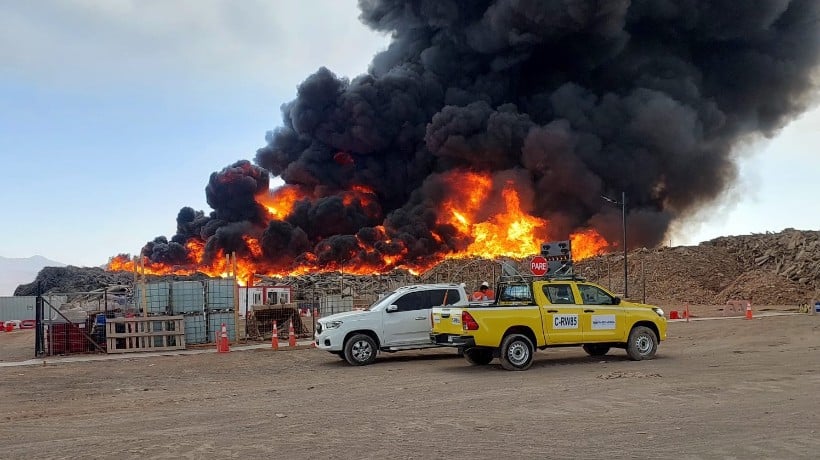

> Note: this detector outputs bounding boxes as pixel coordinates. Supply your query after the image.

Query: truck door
[540,283,584,344]
[576,284,626,342]
[382,290,438,346]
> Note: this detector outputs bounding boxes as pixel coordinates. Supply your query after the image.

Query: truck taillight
[462,311,479,331]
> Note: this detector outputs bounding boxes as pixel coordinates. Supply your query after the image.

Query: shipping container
[237,285,292,317]
[0,295,67,322]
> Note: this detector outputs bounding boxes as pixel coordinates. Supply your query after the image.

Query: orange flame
[109,171,610,277]
[570,228,609,260]
[243,236,263,258]
[257,185,305,220]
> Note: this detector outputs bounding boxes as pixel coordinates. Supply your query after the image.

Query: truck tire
[463,348,494,365]
[582,344,611,357]
[499,334,534,371]
[626,326,658,361]
[343,334,378,366]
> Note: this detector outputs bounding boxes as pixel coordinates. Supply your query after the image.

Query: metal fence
[36,291,112,357]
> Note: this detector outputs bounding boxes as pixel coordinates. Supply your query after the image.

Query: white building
[237,285,293,317]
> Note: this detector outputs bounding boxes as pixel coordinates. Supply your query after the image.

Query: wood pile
[704,228,820,286]
[15,228,820,307]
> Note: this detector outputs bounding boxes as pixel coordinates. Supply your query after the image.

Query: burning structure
[110,1,820,281]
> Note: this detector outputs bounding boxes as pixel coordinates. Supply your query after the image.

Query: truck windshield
[365,291,396,311]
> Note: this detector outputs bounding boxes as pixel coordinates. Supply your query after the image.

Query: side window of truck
[393,291,430,312]
[429,289,461,306]
[577,284,615,305]
[544,284,576,304]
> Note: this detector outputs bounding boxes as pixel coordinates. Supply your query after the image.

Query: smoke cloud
[142,0,820,271]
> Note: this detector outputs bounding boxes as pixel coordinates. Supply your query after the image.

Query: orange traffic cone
[288,319,297,347]
[271,320,279,350]
[218,322,230,353]
[745,302,753,320]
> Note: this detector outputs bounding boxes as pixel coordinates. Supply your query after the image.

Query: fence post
[35,281,44,358]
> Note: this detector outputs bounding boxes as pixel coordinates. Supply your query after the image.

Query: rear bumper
[430,333,475,348]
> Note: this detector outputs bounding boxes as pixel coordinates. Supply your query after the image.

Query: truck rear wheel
[499,334,534,371]
[583,344,611,357]
[463,348,494,365]
[626,326,658,361]
[343,334,378,366]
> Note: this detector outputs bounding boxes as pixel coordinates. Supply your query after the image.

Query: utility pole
[622,191,628,298]
[601,192,628,298]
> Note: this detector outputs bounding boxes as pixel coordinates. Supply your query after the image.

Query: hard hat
[481,281,489,288]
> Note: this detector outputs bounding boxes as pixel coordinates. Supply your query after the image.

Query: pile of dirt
[13,266,134,296]
[12,266,210,296]
[14,229,820,306]
[575,228,820,305]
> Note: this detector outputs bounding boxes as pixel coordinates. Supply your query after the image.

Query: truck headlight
[652,307,664,318]
[324,320,343,329]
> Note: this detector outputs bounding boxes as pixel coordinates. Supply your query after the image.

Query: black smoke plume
[140,0,820,271]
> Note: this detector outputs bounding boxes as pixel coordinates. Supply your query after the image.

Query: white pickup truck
[314,283,471,365]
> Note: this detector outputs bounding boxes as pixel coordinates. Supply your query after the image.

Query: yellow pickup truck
[430,278,667,371]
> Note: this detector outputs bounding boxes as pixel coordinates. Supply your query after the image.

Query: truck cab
[315,283,469,365]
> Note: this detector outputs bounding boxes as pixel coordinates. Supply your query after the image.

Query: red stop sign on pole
[530,255,548,276]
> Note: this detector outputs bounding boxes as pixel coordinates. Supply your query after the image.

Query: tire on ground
[626,326,658,361]
[463,348,494,365]
[582,344,611,357]
[343,333,378,366]
[499,333,534,371]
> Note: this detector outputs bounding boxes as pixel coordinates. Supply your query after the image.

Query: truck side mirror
[386,305,398,312]
[613,297,621,305]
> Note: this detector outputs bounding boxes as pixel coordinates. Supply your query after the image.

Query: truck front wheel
[626,326,658,361]
[499,334,534,371]
[343,334,378,366]
[463,348,494,365]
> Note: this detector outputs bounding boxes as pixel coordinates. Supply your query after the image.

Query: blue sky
[1,1,818,267]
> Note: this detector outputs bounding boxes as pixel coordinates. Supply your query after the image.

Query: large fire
[108,170,610,279]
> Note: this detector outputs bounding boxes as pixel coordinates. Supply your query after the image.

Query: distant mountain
[0,255,67,296]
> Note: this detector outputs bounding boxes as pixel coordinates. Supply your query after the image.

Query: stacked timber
[14,228,820,307]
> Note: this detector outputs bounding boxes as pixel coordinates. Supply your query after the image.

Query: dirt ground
[1,314,819,459]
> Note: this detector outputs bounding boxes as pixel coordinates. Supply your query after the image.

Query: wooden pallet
[105,316,186,353]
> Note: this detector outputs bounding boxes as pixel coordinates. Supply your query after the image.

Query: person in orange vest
[471,281,495,301]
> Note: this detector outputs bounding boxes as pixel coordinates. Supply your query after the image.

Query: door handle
[547,309,558,313]
[584,309,595,313]
[415,317,427,320]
